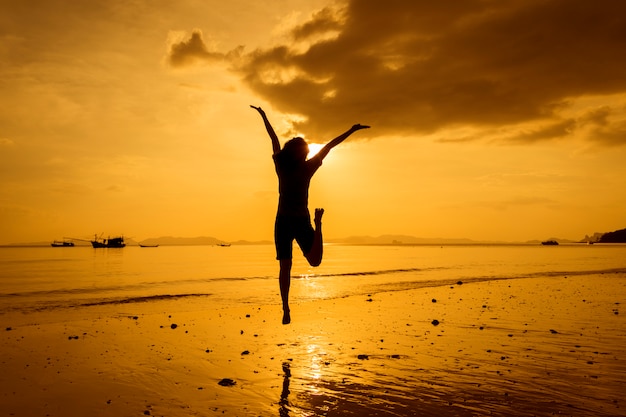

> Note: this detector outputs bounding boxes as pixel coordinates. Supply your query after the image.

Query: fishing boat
[91,235,126,248]
[139,244,159,248]
[51,240,75,247]
[541,240,559,246]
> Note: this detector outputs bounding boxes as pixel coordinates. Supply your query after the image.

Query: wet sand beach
[2,272,625,416]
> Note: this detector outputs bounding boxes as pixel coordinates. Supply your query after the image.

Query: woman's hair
[276,137,308,170]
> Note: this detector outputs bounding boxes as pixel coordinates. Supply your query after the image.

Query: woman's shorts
[274,215,314,260]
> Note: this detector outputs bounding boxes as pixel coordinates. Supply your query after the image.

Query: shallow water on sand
[1,244,625,416]
[1,243,625,313]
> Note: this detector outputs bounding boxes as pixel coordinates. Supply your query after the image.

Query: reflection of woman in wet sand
[251,105,370,324]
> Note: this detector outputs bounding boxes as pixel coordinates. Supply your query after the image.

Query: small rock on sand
[218,378,236,387]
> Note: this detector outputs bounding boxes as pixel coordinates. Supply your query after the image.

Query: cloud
[0,138,15,147]
[166,30,243,68]
[576,105,626,147]
[193,0,626,144]
[478,196,560,211]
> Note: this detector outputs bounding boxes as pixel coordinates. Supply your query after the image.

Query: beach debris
[431,298,437,303]
[550,329,559,334]
[68,335,79,340]
[218,378,236,387]
[457,280,463,285]
[5,327,12,331]
[246,314,251,318]
[431,319,440,326]
[170,323,178,329]
[241,350,250,355]
[366,297,373,302]
[357,354,369,360]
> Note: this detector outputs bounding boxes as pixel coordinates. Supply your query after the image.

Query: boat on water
[51,240,75,247]
[139,244,159,248]
[91,235,126,248]
[541,240,559,245]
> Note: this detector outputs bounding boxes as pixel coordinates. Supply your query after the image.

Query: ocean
[2,243,625,315]
[2,243,626,416]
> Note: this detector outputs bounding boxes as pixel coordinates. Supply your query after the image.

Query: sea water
[1,243,625,315]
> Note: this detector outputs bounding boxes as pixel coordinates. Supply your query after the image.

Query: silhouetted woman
[251,105,369,324]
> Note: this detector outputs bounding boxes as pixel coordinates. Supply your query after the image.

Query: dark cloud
[212,0,626,144]
[167,30,243,68]
[577,105,626,147]
[291,7,344,41]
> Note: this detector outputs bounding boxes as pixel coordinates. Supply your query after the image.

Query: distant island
[597,228,626,243]
[138,236,230,246]
[4,227,626,247]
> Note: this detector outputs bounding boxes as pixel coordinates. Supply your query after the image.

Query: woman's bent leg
[279,259,292,324]
[305,208,324,267]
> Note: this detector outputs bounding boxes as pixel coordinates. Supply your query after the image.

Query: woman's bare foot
[282,308,291,325]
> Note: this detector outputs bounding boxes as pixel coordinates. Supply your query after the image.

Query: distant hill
[328,234,494,245]
[230,239,273,245]
[598,228,626,243]
[580,232,605,243]
[138,236,227,246]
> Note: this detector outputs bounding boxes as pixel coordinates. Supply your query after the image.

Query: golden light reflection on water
[280,275,626,417]
[297,274,332,300]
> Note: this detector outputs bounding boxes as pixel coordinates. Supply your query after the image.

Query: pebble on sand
[218,378,236,387]
[432,319,440,326]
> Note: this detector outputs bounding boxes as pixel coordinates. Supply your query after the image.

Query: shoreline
[2,273,625,416]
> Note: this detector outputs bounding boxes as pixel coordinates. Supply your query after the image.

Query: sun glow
[308,143,324,158]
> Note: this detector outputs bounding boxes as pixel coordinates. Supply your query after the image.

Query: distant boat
[51,240,74,247]
[217,243,231,247]
[91,235,126,248]
[541,240,559,245]
[139,244,159,248]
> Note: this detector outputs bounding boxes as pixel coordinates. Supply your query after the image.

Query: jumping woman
[251,105,370,324]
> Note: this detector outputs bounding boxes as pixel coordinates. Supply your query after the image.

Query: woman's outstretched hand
[351,124,370,131]
[250,105,265,116]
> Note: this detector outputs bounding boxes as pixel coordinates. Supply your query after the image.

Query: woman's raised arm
[251,105,281,155]
[315,124,370,161]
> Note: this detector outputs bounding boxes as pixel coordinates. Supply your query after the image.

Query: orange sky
[1,0,626,244]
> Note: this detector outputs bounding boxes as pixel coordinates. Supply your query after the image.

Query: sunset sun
[307,143,324,158]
